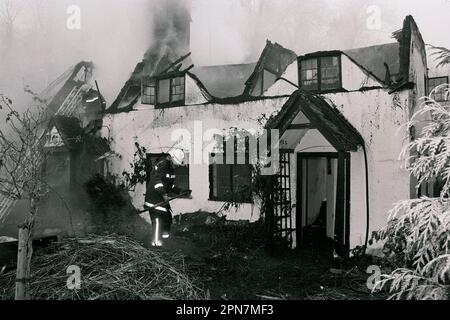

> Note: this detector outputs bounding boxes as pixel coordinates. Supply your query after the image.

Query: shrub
[374,84,450,300]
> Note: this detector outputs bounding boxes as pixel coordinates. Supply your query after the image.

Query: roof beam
[156,52,192,77]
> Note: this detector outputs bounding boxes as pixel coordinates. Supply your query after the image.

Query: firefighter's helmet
[168,149,185,166]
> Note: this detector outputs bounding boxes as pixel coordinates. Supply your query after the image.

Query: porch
[265,90,366,257]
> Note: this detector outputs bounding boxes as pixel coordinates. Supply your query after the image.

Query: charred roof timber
[106,40,297,114]
[106,15,427,113]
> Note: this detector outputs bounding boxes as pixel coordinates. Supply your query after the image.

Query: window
[209,159,252,203]
[141,75,185,106]
[427,77,449,102]
[299,55,341,92]
[209,140,252,203]
[142,77,156,105]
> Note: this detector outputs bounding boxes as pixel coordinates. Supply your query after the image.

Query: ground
[153,212,385,300]
[0,211,386,300]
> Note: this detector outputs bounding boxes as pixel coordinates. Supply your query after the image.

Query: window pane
[174,165,189,191]
[232,164,252,202]
[171,76,185,103]
[157,79,170,104]
[212,163,232,200]
[173,77,183,85]
[142,78,156,105]
[301,80,319,91]
[300,58,318,91]
[321,56,339,67]
[301,58,317,69]
[320,56,340,90]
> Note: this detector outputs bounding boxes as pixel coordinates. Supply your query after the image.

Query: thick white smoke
[0,0,154,109]
[1,0,449,114]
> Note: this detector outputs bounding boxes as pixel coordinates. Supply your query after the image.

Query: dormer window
[141,74,185,107]
[299,55,342,92]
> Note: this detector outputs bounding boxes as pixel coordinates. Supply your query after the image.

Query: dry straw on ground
[0,234,205,300]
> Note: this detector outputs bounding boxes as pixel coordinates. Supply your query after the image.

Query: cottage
[101,14,450,257]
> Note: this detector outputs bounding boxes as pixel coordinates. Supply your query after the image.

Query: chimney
[144,0,192,75]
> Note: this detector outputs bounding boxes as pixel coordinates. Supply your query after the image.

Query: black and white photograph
[0,0,450,307]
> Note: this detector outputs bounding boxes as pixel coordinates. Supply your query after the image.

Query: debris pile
[0,234,204,300]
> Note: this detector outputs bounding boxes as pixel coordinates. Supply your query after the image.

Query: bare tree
[0,91,47,300]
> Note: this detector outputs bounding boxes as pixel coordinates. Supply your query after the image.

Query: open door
[296,152,350,257]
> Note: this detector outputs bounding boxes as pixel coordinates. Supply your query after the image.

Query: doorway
[296,152,350,257]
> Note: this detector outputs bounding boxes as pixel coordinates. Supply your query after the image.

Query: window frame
[208,137,253,204]
[298,54,343,93]
[141,76,156,105]
[141,73,186,108]
[427,76,449,102]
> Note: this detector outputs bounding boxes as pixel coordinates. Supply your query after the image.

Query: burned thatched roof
[107,62,145,113]
[343,43,400,85]
[48,115,110,156]
[245,40,297,95]
[300,43,401,87]
[46,61,94,117]
[190,63,257,98]
[299,16,425,89]
[106,41,296,114]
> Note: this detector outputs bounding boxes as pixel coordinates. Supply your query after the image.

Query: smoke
[191,0,450,66]
[0,0,155,109]
[1,0,449,114]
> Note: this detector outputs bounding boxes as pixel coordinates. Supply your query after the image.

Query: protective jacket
[145,158,181,213]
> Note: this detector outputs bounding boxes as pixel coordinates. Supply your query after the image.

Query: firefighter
[144,149,190,247]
